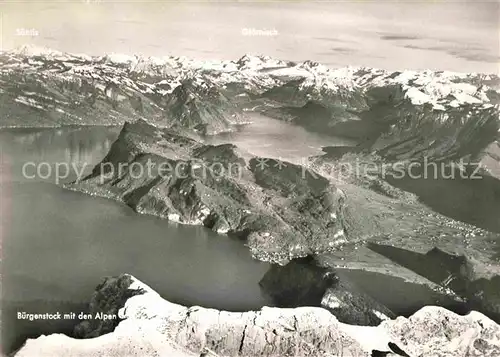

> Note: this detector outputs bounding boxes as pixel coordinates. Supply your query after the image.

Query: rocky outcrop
[14,274,500,357]
[0,48,246,131]
[380,307,500,357]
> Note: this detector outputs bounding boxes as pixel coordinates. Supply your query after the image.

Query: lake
[0,125,277,354]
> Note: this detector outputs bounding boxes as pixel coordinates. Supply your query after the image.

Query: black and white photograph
[0,1,499,356]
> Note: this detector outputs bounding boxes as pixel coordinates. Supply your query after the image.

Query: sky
[0,0,498,73]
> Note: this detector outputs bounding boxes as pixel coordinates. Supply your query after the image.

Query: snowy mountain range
[1,45,498,178]
[1,45,498,129]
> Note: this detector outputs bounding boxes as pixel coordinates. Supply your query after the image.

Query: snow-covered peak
[102,52,139,66]
[11,44,67,59]
[236,54,291,71]
[1,46,498,112]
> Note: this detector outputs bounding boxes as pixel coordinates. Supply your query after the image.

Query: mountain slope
[15,274,500,357]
